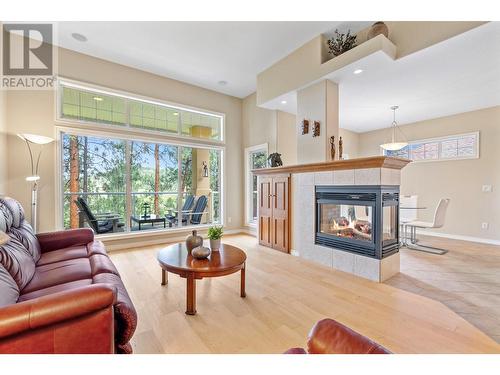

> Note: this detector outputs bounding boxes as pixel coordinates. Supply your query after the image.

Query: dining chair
[399,195,418,243]
[404,198,451,255]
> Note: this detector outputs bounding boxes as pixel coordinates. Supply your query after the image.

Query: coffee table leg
[161,269,168,286]
[240,263,246,298]
[186,275,196,315]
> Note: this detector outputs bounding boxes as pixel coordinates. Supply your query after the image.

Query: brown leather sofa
[0,197,137,354]
[285,318,391,354]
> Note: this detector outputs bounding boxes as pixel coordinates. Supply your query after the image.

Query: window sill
[97,223,214,242]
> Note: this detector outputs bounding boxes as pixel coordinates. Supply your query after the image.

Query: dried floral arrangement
[326,29,357,57]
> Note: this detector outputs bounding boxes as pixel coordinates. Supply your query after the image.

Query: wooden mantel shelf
[252,156,411,175]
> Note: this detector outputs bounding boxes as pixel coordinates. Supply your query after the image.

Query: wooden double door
[258,174,290,253]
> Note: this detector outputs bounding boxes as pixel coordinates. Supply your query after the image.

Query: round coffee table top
[157,242,246,276]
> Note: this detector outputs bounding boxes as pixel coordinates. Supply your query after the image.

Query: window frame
[54,78,226,236]
[382,131,480,162]
[56,77,225,144]
[56,127,224,236]
[244,143,268,227]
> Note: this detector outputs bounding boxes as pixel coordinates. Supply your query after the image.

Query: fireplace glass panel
[318,203,373,242]
[383,205,397,242]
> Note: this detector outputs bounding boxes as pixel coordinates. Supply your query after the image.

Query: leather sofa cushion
[90,254,120,277]
[0,236,35,290]
[93,273,137,346]
[0,264,19,307]
[0,197,24,228]
[0,198,17,232]
[0,205,9,233]
[22,258,91,294]
[0,197,41,263]
[9,222,41,263]
[87,241,107,256]
[37,246,88,266]
[19,279,92,302]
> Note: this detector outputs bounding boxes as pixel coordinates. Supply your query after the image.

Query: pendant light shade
[380,106,408,151]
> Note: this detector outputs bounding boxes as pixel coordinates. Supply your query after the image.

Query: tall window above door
[245,144,268,226]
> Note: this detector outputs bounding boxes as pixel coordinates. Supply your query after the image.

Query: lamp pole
[19,134,54,233]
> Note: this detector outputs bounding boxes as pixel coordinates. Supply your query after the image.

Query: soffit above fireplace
[252,156,410,175]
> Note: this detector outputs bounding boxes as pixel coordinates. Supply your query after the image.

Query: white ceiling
[337,21,500,132]
[271,22,500,132]
[55,21,371,98]
[55,22,500,133]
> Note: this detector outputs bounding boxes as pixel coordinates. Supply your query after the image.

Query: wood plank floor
[109,234,500,354]
[386,235,500,344]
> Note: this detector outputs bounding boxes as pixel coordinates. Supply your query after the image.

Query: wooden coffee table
[157,242,247,315]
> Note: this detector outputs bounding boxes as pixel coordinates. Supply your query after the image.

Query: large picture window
[62,133,222,233]
[59,80,224,235]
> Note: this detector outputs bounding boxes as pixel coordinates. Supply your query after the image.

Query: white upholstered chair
[399,195,418,243]
[404,198,450,254]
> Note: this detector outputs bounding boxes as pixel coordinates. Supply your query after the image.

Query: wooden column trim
[253,156,410,175]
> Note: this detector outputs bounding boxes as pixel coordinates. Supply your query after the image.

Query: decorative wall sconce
[313,121,320,137]
[301,119,309,135]
[202,161,209,177]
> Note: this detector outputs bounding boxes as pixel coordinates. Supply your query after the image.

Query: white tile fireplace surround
[291,167,403,282]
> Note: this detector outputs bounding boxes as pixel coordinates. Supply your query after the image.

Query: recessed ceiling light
[281,100,287,104]
[353,69,363,75]
[173,112,179,116]
[93,96,103,101]
[71,33,88,42]
[218,80,228,86]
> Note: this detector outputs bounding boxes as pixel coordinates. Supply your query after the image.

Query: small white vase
[210,238,221,251]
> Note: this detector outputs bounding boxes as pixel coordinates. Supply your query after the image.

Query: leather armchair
[285,318,390,354]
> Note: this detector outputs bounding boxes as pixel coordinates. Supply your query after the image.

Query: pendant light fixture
[380,105,408,151]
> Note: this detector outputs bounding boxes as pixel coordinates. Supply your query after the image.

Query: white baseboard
[417,229,500,246]
[105,227,254,252]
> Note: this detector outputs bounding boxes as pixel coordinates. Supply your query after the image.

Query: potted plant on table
[207,225,223,251]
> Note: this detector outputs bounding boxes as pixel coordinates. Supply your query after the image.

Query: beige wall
[5,46,243,240]
[242,92,277,151]
[358,106,500,241]
[296,80,339,164]
[276,110,297,166]
[339,128,359,159]
[242,92,298,166]
[242,88,358,165]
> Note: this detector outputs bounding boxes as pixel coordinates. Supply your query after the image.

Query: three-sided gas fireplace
[315,185,400,259]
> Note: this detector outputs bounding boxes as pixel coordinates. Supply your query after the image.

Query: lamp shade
[379,106,408,152]
[380,141,408,151]
[0,230,9,245]
[18,133,54,145]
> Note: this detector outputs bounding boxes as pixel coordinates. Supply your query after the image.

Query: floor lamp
[18,133,54,233]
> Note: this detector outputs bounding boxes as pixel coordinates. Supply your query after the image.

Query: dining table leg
[186,274,196,315]
[161,269,168,286]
